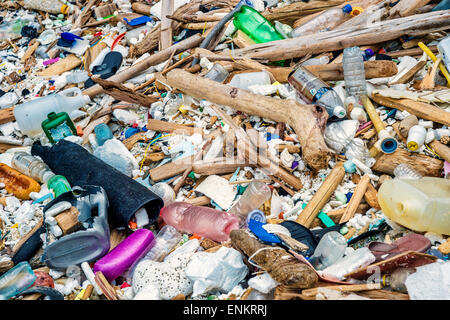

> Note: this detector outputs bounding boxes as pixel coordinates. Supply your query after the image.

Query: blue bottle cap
[365,48,374,58]
[123,16,152,26]
[246,209,266,225]
[342,4,353,13]
[60,32,83,41]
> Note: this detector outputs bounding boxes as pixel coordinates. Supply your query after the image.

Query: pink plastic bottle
[160,202,240,242]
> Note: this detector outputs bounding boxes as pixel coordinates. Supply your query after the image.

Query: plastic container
[0,163,40,200]
[381,267,416,293]
[204,63,229,83]
[47,175,71,197]
[160,202,240,242]
[289,4,353,38]
[407,125,427,151]
[14,87,91,137]
[0,262,36,300]
[11,152,55,184]
[227,181,271,226]
[0,19,30,41]
[322,247,376,280]
[93,229,155,282]
[343,46,367,102]
[41,112,77,144]
[228,71,271,91]
[378,177,450,235]
[94,123,113,146]
[437,35,450,73]
[288,66,346,120]
[309,231,347,270]
[233,5,284,43]
[139,225,182,262]
[23,0,74,14]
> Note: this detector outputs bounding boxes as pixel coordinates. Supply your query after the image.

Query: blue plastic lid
[246,209,266,225]
[61,32,83,41]
[248,218,280,244]
[124,16,152,26]
[342,4,353,13]
[381,137,398,154]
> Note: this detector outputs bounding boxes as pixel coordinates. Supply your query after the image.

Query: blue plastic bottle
[0,262,36,300]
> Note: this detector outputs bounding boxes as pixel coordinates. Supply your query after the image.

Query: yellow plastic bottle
[0,163,40,200]
[378,177,450,235]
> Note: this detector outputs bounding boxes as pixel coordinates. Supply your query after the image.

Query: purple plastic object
[43,58,60,66]
[444,161,450,179]
[93,228,155,282]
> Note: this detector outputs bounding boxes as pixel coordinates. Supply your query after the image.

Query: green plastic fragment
[340,226,349,235]
[318,211,335,227]
[188,171,196,181]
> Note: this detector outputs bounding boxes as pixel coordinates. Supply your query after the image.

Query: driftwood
[372,148,443,176]
[83,34,203,98]
[428,140,450,163]
[37,54,82,77]
[227,10,450,61]
[166,69,331,171]
[340,174,371,223]
[147,119,203,135]
[160,0,175,50]
[230,229,318,288]
[91,77,159,107]
[0,107,15,125]
[389,0,431,17]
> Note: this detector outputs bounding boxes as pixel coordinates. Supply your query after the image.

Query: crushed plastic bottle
[290,4,353,38]
[24,0,74,14]
[322,247,376,280]
[288,66,346,121]
[381,267,416,293]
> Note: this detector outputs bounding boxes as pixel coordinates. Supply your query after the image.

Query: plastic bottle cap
[333,106,346,118]
[342,4,353,13]
[350,6,363,16]
[246,209,266,225]
[365,48,375,58]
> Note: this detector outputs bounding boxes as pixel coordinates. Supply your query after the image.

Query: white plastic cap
[333,106,346,118]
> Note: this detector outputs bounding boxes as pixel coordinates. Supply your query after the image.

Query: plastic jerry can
[14,87,90,136]
[378,177,450,235]
[41,112,77,144]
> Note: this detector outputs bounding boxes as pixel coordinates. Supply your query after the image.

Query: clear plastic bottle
[289,4,353,38]
[301,56,330,66]
[11,152,55,184]
[143,225,182,262]
[393,164,422,179]
[0,262,36,300]
[14,87,91,137]
[309,231,347,270]
[0,19,30,41]
[227,181,271,226]
[378,177,450,235]
[381,267,416,293]
[343,46,367,102]
[322,247,376,280]
[23,0,74,14]
[288,66,346,121]
[160,202,240,242]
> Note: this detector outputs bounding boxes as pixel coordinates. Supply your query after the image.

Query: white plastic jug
[378,177,450,235]
[14,87,91,136]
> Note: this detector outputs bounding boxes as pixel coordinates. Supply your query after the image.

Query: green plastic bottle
[233,6,284,44]
[41,112,77,144]
[47,175,71,197]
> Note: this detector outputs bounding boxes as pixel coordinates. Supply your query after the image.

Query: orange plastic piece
[189,234,202,240]
[0,163,40,199]
[128,220,137,229]
[76,125,83,136]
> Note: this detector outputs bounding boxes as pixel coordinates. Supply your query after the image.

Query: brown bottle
[0,163,40,200]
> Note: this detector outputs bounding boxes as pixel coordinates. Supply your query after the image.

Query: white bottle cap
[333,106,346,118]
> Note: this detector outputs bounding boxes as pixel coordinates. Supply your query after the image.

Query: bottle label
[312,87,331,103]
[49,122,73,142]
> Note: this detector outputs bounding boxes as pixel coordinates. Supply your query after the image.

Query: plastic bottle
[393,163,422,179]
[11,152,55,184]
[322,247,376,280]
[142,225,182,262]
[94,123,113,146]
[289,4,353,38]
[288,66,346,120]
[23,0,74,14]
[381,267,416,293]
[233,5,284,43]
[0,19,30,41]
[41,112,77,144]
[14,87,91,137]
[407,125,427,151]
[160,202,240,242]
[343,46,367,102]
[309,231,347,270]
[0,163,41,200]
[0,262,36,300]
[379,177,450,235]
[301,56,330,66]
[47,175,71,197]
[227,181,271,226]
[204,63,230,83]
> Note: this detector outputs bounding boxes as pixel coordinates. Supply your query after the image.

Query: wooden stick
[296,162,345,228]
[147,119,203,136]
[132,2,151,15]
[371,94,450,127]
[372,148,443,177]
[387,45,438,58]
[228,10,450,61]
[160,0,174,50]
[81,284,94,300]
[83,34,203,98]
[149,155,194,182]
[166,69,331,171]
[20,40,39,63]
[193,158,256,176]
[390,60,426,85]
[94,271,118,300]
[428,140,450,163]
[82,115,111,145]
[340,174,371,223]
[353,173,380,210]
[185,195,210,206]
[389,0,431,17]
